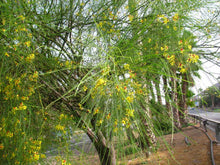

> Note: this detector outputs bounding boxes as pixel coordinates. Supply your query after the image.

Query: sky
[192,61,220,94]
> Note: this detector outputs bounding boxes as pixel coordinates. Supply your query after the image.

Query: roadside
[125,124,220,165]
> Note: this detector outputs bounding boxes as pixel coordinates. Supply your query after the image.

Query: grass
[213,109,220,112]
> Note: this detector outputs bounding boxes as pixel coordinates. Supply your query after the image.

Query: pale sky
[192,61,220,94]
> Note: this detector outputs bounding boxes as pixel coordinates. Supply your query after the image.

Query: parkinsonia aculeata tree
[0,0,219,164]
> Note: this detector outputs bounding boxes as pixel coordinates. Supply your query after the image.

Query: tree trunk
[179,73,188,125]
[154,77,162,105]
[163,76,171,114]
[87,130,116,165]
[137,83,157,157]
[149,81,156,101]
[170,76,181,129]
[211,95,215,110]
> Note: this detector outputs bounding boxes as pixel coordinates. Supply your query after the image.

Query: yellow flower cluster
[13,102,27,112]
[124,63,130,70]
[178,63,186,73]
[187,54,199,63]
[62,159,71,165]
[55,124,65,131]
[166,55,175,66]
[126,109,134,117]
[0,11,45,165]
[126,96,134,103]
[26,54,35,62]
[173,13,179,22]
[95,78,106,88]
[157,14,169,24]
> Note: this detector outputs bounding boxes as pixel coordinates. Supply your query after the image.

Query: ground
[45,124,220,165]
[125,124,220,165]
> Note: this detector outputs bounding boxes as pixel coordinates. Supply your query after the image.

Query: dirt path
[45,125,220,165]
[127,125,220,165]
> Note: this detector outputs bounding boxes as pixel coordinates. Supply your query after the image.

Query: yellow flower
[173,26,177,31]
[95,79,106,88]
[98,21,103,27]
[178,40,183,45]
[59,114,65,120]
[28,33,32,38]
[55,124,65,131]
[113,127,118,133]
[0,144,4,150]
[173,13,179,21]
[128,15,134,22]
[6,131,13,138]
[5,52,9,57]
[180,67,186,73]
[122,120,126,124]
[33,71,39,79]
[18,15,25,21]
[93,107,99,115]
[126,109,134,117]
[26,54,35,62]
[41,154,46,158]
[163,17,169,24]
[124,64,130,70]
[34,153,40,161]
[96,119,103,126]
[78,103,83,110]
[188,45,192,50]
[24,41,31,47]
[114,120,118,126]
[83,85,88,91]
[167,55,175,66]
[188,54,199,63]
[106,113,111,120]
[126,96,133,103]
[21,27,27,32]
[19,102,27,110]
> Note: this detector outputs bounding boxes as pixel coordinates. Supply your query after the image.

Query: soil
[45,124,220,165]
[125,124,220,165]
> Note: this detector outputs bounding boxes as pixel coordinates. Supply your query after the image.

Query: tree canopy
[0,0,219,164]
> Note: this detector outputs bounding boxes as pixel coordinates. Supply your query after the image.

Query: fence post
[215,124,220,143]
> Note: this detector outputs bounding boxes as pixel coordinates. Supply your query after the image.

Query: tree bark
[163,76,171,114]
[154,77,162,105]
[87,130,116,165]
[170,76,181,129]
[211,95,215,110]
[149,81,156,101]
[179,73,188,125]
[138,83,157,157]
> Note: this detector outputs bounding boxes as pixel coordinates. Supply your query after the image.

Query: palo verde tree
[1,0,218,165]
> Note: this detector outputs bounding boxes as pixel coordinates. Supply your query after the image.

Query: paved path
[188,109,220,123]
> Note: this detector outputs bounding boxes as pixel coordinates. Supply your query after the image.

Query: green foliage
[0,0,219,164]
[150,101,173,135]
[200,85,220,108]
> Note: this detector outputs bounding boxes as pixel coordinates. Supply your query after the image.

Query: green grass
[213,109,220,112]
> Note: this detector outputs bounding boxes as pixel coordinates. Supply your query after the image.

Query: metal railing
[188,112,220,142]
